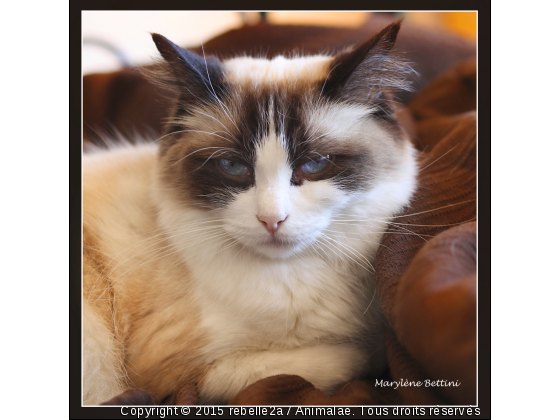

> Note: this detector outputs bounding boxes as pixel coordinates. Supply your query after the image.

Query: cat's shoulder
[83,141,158,176]
[83,141,159,226]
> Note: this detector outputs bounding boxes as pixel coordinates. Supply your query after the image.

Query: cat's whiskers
[315,235,362,273]
[329,217,475,228]
[189,109,239,142]
[302,124,355,147]
[91,245,181,301]
[86,223,182,299]
[167,124,236,145]
[230,234,258,261]
[105,230,232,290]
[383,218,476,227]
[90,224,227,296]
[144,128,232,147]
[329,200,476,223]
[87,214,222,246]
[362,288,378,316]
[322,228,395,246]
[320,233,375,275]
[169,146,240,167]
[385,222,429,243]
[89,217,223,274]
[384,200,476,219]
[311,237,370,300]
[178,229,237,250]
[418,143,461,173]
[302,64,339,139]
[328,219,433,241]
[192,149,231,171]
[310,229,384,315]
[322,234,377,315]
[330,170,366,186]
[308,241,327,262]
[213,237,241,255]
[200,42,241,134]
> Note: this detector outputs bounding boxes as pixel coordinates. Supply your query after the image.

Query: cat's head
[150,21,417,259]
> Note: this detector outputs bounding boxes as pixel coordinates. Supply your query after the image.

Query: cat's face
[152,22,417,259]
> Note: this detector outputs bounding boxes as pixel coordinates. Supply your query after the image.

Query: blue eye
[300,156,331,174]
[218,159,250,176]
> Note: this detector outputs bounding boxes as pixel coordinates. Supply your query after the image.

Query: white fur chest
[194,248,373,357]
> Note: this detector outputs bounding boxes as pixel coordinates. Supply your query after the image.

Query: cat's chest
[186,249,373,356]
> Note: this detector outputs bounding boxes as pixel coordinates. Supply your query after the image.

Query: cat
[82,20,417,405]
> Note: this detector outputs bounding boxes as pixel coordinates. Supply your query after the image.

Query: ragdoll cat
[82,21,417,405]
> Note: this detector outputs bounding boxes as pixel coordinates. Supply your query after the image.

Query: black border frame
[70,2,490,418]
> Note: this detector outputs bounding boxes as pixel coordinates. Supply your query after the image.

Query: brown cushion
[394,223,476,404]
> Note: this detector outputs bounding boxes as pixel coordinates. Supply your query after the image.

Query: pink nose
[257,215,287,234]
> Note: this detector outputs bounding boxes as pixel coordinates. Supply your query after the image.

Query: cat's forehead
[223,55,334,86]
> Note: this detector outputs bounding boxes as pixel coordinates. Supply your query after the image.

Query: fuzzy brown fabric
[163,383,199,405]
[89,20,477,406]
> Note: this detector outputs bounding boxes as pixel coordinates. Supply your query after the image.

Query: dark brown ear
[149,33,225,105]
[324,20,413,107]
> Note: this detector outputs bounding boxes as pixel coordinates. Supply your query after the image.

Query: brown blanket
[86,18,477,406]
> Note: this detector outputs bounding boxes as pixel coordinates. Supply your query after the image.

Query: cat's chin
[251,237,305,259]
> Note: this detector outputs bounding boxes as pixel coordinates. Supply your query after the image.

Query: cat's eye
[300,156,331,174]
[218,159,250,176]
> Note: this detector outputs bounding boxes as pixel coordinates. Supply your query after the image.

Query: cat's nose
[257,215,287,234]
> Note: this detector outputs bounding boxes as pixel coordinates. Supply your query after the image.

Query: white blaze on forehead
[254,122,293,219]
[306,102,376,143]
[223,55,333,85]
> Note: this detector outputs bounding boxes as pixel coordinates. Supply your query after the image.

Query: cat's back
[82,142,160,304]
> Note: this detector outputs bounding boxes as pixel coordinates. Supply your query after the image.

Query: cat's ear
[149,33,225,103]
[325,20,412,108]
